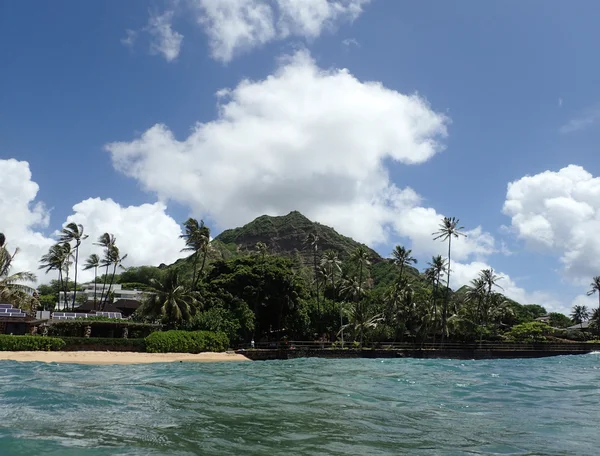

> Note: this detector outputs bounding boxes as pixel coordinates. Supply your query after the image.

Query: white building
[56,283,151,310]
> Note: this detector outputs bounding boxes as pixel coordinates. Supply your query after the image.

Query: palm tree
[320,251,342,298]
[59,223,88,309]
[339,302,383,346]
[350,246,371,297]
[426,255,447,343]
[83,254,100,309]
[304,231,321,316]
[139,269,199,324]
[94,233,116,306]
[571,305,590,329]
[1,243,36,309]
[180,218,210,290]
[104,245,127,310]
[39,243,71,309]
[587,276,600,313]
[433,216,466,346]
[391,245,417,284]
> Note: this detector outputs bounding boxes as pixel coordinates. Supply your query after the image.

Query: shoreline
[0,351,250,365]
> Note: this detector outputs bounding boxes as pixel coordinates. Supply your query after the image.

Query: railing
[239,340,600,352]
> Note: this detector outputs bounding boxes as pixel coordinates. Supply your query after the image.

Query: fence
[242,340,600,352]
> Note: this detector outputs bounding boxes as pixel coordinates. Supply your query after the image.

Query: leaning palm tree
[1,244,36,309]
[103,245,127,310]
[391,245,417,284]
[94,233,116,306]
[180,218,211,290]
[587,276,600,312]
[433,217,466,346]
[139,269,199,325]
[571,305,590,329]
[59,223,88,308]
[83,254,100,309]
[39,243,71,309]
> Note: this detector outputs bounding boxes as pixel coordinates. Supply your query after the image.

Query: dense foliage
[60,337,146,351]
[0,335,65,351]
[145,330,229,353]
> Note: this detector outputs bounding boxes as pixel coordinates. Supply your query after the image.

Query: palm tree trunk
[72,245,79,309]
[64,266,70,311]
[99,264,110,310]
[93,266,98,310]
[195,248,207,290]
[104,263,118,311]
[191,251,199,291]
[441,237,452,347]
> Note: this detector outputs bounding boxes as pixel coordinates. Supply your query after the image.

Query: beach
[0,351,250,365]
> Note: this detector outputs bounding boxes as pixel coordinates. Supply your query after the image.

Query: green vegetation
[60,337,146,351]
[5,211,600,350]
[506,322,553,342]
[145,330,229,353]
[0,335,65,351]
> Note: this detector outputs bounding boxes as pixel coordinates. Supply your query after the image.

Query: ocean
[1,354,599,455]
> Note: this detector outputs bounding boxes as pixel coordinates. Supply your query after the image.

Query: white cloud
[342,37,359,47]
[451,261,563,313]
[106,50,469,249]
[0,159,186,285]
[60,198,186,283]
[0,159,53,278]
[146,10,184,62]
[560,106,600,133]
[192,0,370,62]
[121,29,137,49]
[503,165,600,283]
[571,293,597,311]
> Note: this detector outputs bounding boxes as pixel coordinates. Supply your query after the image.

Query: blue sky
[3,0,600,313]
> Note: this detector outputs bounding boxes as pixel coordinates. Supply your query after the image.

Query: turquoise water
[1,355,599,455]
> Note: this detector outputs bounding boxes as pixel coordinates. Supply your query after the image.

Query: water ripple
[1,355,599,454]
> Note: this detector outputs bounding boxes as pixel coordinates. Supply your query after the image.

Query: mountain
[214,210,382,262]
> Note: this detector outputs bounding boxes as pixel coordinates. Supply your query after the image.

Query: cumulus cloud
[0,159,186,285]
[146,10,184,62]
[59,198,186,283]
[192,0,370,62]
[107,51,486,251]
[0,159,53,277]
[503,165,600,283]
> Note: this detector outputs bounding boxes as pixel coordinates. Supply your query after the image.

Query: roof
[567,321,591,330]
[76,301,122,313]
[113,299,142,309]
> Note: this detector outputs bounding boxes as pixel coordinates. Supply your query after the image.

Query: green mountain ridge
[215,210,382,262]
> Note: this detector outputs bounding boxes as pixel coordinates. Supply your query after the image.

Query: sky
[2,0,600,315]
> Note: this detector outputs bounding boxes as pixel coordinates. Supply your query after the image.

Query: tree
[39,243,72,309]
[321,251,343,345]
[95,233,116,306]
[104,245,127,310]
[391,245,417,284]
[83,254,100,309]
[548,312,572,329]
[139,270,199,325]
[59,223,88,309]
[587,276,600,313]
[304,231,321,318]
[1,242,36,309]
[180,218,210,290]
[571,305,590,329]
[433,216,466,346]
[426,255,447,343]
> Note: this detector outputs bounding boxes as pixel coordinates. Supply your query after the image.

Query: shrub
[145,330,229,353]
[506,321,553,342]
[48,321,159,338]
[60,337,146,352]
[0,335,65,351]
[554,329,587,341]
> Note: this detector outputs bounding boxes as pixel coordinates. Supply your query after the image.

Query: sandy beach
[0,351,250,365]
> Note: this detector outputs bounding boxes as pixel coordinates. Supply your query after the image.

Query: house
[567,321,591,331]
[56,283,152,310]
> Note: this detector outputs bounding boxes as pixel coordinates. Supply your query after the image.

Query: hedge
[145,330,229,353]
[0,335,65,351]
[60,337,146,352]
[48,321,159,338]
